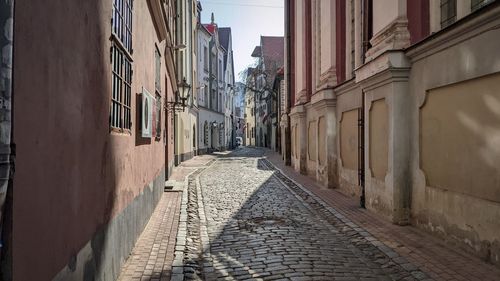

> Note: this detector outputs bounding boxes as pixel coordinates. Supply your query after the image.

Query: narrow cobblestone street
[7,1,500,280]
[176,148,429,281]
[116,147,500,281]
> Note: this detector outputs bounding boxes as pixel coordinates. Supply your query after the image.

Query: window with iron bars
[155,48,162,140]
[111,45,132,130]
[110,0,133,131]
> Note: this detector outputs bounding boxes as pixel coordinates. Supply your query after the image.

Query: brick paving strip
[117,155,217,281]
[264,149,500,281]
[116,192,182,281]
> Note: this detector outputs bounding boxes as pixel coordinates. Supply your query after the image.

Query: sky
[199,0,284,82]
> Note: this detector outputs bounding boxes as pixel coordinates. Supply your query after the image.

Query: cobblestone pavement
[179,147,430,281]
[264,150,500,281]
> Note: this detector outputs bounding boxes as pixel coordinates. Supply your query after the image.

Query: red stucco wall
[12,1,173,280]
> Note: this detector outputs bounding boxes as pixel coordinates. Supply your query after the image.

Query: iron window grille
[112,0,133,53]
[111,44,132,130]
[154,48,162,141]
[440,0,457,29]
[110,0,133,131]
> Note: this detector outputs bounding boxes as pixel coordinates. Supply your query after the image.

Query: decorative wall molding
[317,66,337,90]
[355,51,411,85]
[365,17,411,61]
[311,89,337,111]
[290,104,306,118]
[418,89,429,108]
[295,89,309,105]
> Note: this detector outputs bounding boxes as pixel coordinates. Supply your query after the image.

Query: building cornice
[355,51,410,85]
[289,104,306,118]
[311,89,337,111]
[333,78,358,97]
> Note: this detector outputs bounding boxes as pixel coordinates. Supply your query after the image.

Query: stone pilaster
[311,89,338,189]
[356,51,411,225]
[280,113,291,166]
[290,105,307,175]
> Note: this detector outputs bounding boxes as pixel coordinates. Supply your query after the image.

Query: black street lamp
[168,77,192,112]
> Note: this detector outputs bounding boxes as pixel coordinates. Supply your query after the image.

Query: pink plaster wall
[12,1,173,280]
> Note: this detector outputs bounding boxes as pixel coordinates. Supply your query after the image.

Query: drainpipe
[0,0,15,279]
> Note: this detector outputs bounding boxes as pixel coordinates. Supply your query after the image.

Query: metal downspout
[0,0,15,279]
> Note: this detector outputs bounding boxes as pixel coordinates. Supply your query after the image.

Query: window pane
[440,0,457,28]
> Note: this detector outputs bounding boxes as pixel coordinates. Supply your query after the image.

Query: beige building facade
[284,0,500,267]
[175,0,198,164]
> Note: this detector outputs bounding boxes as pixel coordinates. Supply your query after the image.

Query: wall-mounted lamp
[167,77,191,112]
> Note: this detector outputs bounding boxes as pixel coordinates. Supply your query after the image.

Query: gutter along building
[1,1,182,280]
[282,0,500,268]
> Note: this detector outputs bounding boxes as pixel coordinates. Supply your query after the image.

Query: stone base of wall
[52,168,166,281]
